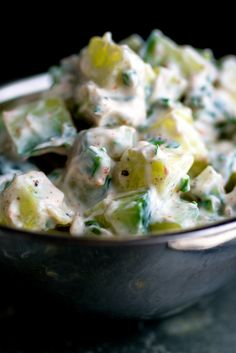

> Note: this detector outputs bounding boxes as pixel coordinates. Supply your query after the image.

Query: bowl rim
[1,74,236,247]
[1,217,236,247]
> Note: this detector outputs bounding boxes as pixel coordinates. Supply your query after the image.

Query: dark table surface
[0,270,236,353]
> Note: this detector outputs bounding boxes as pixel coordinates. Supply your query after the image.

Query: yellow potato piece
[89,36,123,69]
[114,142,193,196]
[81,33,124,86]
[147,107,208,162]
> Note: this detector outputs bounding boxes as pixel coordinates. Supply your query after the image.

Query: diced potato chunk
[81,33,123,86]
[62,145,112,207]
[150,67,187,102]
[0,171,74,231]
[77,33,155,127]
[150,197,199,231]
[145,107,208,162]
[114,141,193,196]
[80,32,155,89]
[3,98,76,158]
[74,125,137,160]
[191,166,225,199]
[76,82,147,127]
[190,166,225,213]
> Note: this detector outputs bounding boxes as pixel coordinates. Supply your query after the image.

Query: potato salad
[1,30,236,238]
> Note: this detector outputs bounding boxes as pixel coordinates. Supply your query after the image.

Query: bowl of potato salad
[1,31,236,319]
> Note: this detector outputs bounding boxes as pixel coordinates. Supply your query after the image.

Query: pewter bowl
[0,75,236,319]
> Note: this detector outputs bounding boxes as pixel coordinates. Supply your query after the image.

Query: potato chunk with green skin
[114,141,193,196]
[190,166,225,213]
[142,30,216,80]
[145,107,208,162]
[62,145,112,207]
[150,197,199,231]
[76,82,147,127]
[191,166,225,199]
[0,171,74,231]
[150,67,187,102]
[73,125,137,160]
[71,188,199,237]
[71,189,153,237]
[3,98,76,158]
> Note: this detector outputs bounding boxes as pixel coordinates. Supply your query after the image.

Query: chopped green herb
[149,137,166,147]
[122,70,137,87]
[85,220,102,235]
[149,137,180,150]
[159,98,170,107]
[201,198,214,212]
[166,141,180,149]
[180,175,190,192]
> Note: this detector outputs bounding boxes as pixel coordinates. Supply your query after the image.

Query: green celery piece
[189,160,208,178]
[226,172,236,193]
[3,98,76,158]
[149,222,181,233]
[104,190,152,235]
[179,175,191,192]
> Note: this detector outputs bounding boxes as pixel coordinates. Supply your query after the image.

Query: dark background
[0,5,235,85]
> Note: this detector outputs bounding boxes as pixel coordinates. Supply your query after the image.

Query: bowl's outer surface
[1,228,236,319]
[1,75,236,319]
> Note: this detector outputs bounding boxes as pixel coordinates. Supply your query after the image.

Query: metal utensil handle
[0,74,52,104]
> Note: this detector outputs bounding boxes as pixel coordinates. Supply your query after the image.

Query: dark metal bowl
[1,76,236,319]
